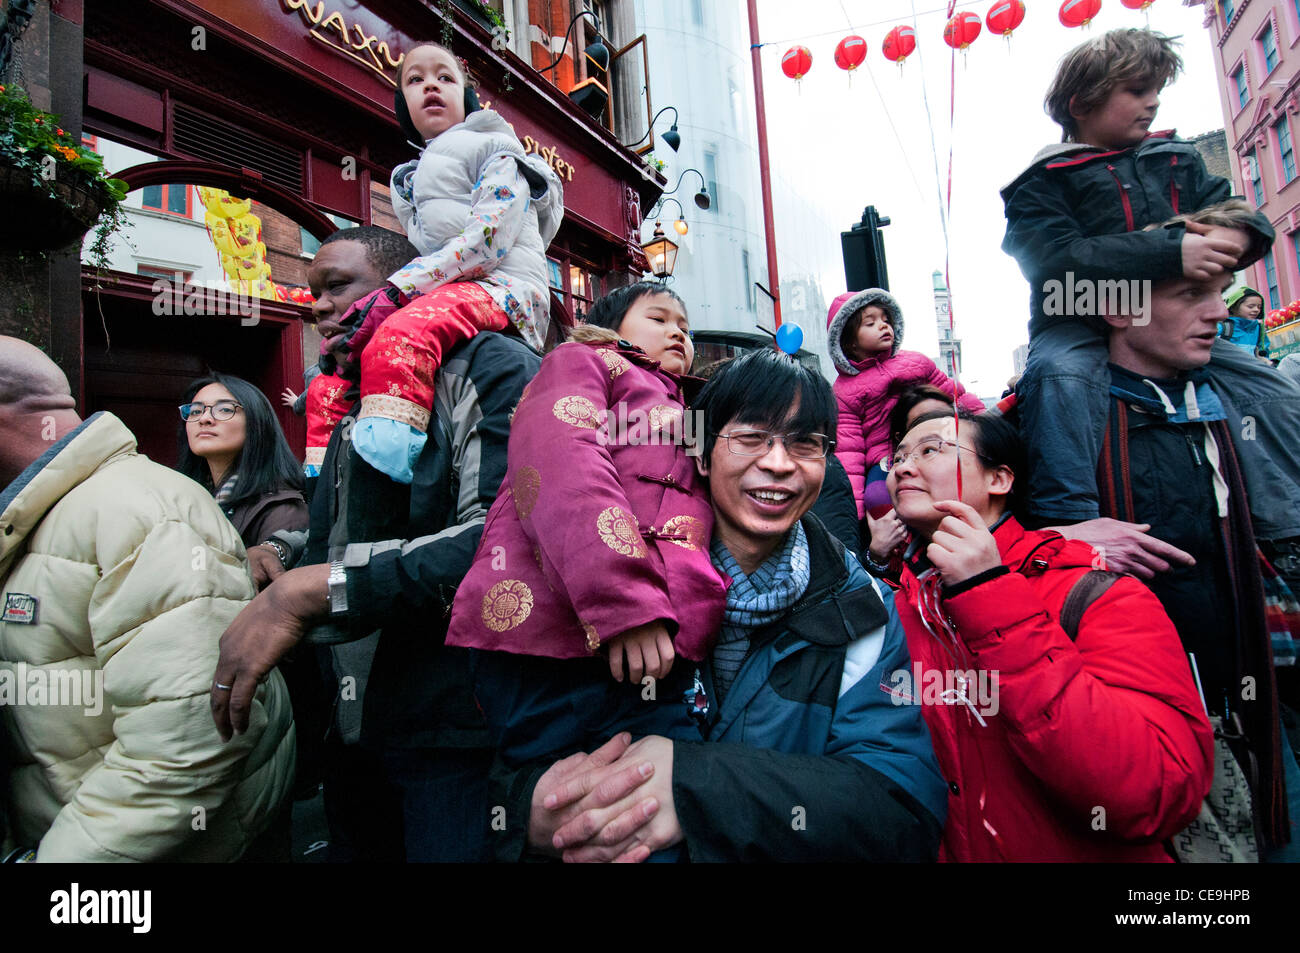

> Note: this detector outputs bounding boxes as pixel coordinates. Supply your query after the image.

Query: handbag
[1170,713,1260,863]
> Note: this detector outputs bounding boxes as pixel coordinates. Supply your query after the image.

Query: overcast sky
[754,0,1222,396]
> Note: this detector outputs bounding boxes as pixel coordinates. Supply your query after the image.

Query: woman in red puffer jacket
[884,408,1213,861]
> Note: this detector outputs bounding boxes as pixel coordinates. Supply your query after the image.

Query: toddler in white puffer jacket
[339,42,563,486]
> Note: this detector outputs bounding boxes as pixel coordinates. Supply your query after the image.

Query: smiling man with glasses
[502,347,947,863]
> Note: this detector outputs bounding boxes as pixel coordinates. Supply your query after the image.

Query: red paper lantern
[944,11,983,50]
[1060,0,1102,28]
[834,35,868,72]
[781,45,812,80]
[883,25,917,64]
[1120,0,1153,9]
[987,0,1027,36]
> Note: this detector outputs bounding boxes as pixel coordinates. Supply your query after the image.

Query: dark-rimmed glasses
[179,400,242,422]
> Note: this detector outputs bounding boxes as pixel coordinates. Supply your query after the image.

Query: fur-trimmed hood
[566,324,624,346]
[825,288,904,376]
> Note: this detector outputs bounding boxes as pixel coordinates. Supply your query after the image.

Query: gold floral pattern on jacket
[582,622,601,652]
[661,514,707,551]
[596,505,647,558]
[514,465,541,519]
[599,349,632,379]
[647,404,683,433]
[553,395,601,429]
[481,579,534,632]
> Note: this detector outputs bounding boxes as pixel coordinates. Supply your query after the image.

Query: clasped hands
[527,732,682,863]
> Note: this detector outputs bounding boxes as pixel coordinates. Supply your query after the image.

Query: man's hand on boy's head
[1181,221,1250,281]
[606,621,674,683]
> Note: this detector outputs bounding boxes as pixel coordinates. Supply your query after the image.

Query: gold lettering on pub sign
[278,6,578,182]
[479,99,576,183]
[282,0,404,87]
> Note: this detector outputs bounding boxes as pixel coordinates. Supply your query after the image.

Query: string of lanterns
[779,0,1158,79]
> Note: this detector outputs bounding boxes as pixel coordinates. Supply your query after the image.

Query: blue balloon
[775,323,804,355]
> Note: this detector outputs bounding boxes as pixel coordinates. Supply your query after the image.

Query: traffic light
[841,206,890,292]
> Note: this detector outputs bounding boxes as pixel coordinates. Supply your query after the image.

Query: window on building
[1265,248,1281,309]
[703,150,719,214]
[548,258,564,296]
[1232,66,1248,110]
[1250,150,1265,206]
[1278,117,1297,183]
[141,184,191,217]
[137,265,192,283]
[741,249,753,313]
[1261,22,1279,74]
[300,213,358,258]
[1223,0,1235,26]
[1293,232,1300,293]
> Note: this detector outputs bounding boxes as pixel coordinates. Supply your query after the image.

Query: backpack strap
[1059,570,1123,641]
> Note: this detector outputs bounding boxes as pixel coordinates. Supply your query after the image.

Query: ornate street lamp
[641,221,679,281]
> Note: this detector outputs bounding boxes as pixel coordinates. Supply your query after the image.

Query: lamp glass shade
[693,188,711,210]
[662,124,681,152]
[584,39,610,73]
[642,223,679,278]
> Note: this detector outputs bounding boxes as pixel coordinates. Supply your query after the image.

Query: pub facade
[7,0,666,463]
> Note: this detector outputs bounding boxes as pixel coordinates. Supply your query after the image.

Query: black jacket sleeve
[343,337,540,634]
[671,741,942,862]
[810,453,862,556]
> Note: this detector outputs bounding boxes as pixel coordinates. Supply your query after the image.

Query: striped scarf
[708,522,811,703]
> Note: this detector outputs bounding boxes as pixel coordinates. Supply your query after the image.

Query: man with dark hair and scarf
[492,347,947,862]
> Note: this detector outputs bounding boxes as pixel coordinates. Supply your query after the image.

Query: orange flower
[56,128,65,136]
[33,116,42,124]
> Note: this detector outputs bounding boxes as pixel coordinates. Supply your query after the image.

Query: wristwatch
[261,538,290,568]
[327,559,349,615]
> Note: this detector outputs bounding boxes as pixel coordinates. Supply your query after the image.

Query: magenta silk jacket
[446,327,726,661]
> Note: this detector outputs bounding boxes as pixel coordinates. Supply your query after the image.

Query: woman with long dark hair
[177,372,308,551]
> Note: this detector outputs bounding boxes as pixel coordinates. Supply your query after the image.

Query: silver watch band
[327,559,349,615]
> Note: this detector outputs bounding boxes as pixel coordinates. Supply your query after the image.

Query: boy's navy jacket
[493,514,948,862]
[1001,131,1275,335]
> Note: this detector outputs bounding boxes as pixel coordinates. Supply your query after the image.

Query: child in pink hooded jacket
[827,288,984,519]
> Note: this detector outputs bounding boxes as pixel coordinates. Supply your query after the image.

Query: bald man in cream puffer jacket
[0,371,293,861]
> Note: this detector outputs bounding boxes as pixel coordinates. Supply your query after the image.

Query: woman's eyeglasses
[715,429,833,460]
[179,400,242,422]
[884,436,990,473]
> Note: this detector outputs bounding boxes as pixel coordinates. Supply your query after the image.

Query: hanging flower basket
[0,83,128,263]
[0,163,104,250]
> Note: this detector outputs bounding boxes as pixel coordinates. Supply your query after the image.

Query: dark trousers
[381,747,494,862]
[320,740,406,863]
[470,650,703,770]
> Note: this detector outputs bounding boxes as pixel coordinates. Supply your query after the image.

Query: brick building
[1187,0,1300,357]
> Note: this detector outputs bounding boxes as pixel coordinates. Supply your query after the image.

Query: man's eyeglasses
[179,400,243,422]
[884,436,990,473]
[715,429,834,460]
